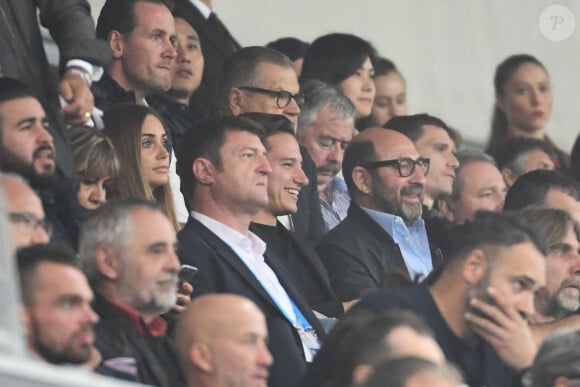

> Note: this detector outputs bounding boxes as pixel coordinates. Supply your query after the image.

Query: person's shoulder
[354,285,425,312]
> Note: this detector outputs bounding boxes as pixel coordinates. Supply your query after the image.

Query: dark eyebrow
[186,34,200,42]
[16,117,40,127]
[512,275,536,288]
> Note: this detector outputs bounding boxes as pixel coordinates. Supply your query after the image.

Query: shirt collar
[109,300,167,337]
[192,211,266,256]
[361,206,425,233]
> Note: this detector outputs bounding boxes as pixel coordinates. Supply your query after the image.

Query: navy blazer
[178,217,326,387]
[317,203,444,302]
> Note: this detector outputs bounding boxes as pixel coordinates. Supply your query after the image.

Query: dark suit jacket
[178,217,326,387]
[317,203,444,302]
[250,221,343,318]
[0,0,111,176]
[292,146,326,243]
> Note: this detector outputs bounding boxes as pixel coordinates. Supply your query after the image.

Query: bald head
[1,173,49,248]
[176,294,273,387]
[343,128,427,224]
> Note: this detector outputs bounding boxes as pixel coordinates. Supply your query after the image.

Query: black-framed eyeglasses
[9,212,52,237]
[360,157,430,177]
[238,86,304,108]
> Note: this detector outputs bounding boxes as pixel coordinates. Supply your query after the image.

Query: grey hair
[450,148,497,200]
[78,198,163,286]
[525,329,580,387]
[296,79,356,141]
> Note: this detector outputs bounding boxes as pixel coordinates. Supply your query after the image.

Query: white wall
[87,0,580,150]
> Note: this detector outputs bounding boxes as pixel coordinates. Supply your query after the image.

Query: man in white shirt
[177,115,326,387]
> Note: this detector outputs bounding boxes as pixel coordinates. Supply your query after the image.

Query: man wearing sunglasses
[317,128,443,304]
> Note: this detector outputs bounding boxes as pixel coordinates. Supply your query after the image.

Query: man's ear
[95,245,122,280]
[461,249,488,285]
[436,198,455,224]
[190,343,213,373]
[495,93,506,113]
[193,158,215,186]
[108,30,124,59]
[500,168,516,188]
[352,166,372,195]
[229,88,244,116]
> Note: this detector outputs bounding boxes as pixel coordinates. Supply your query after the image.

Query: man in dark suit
[244,112,343,317]
[317,128,443,303]
[177,116,325,387]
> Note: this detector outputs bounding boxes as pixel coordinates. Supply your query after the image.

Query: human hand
[59,72,94,125]
[464,286,536,371]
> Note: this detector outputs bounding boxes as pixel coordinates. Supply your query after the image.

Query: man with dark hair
[318,128,442,302]
[266,37,310,76]
[0,78,77,246]
[177,116,325,387]
[246,113,342,317]
[361,357,462,387]
[354,211,548,387]
[17,244,99,366]
[491,137,555,188]
[504,169,580,224]
[385,114,459,210]
[78,198,186,386]
[94,0,188,224]
[149,14,205,146]
[297,80,356,231]
[0,0,111,176]
[303,310,445,387]
[1,173,50,248]
[436,149,506,225]
[217,45,325,243]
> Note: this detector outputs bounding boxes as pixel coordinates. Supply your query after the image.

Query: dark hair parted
[102,103,178,231]
[96,0,173,40]
[177,115,266,202]
[17,244,79,306]
[504,169,580,211]
[486,54,547,151]
[300,33,377,85]
[384,113,451,143]
[266,37,310,61]
[305,309,434,387]
[0,78,37,104]
[491,137,555,175]
[443,211,548,266]
[216,46,294,113]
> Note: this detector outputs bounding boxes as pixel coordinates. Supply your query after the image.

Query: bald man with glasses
[317,128,444,303]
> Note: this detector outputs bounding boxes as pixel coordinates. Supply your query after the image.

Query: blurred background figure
[487,54,569,172]
[360,357,463,387]
[267,37,310,76]
[300,33,377,125]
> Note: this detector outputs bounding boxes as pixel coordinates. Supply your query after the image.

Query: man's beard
[535,277,580,319]
[0,145,55,189]
[30,319,94,365]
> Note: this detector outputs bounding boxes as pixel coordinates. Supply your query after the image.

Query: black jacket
[0,0,111,176]
[93,294,185,387]
[317,203,444,301]
[178,216,327,387]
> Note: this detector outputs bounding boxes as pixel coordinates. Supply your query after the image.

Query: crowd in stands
[3,1,580,387]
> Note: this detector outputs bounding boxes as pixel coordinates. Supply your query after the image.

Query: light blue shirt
[320,177,351,231]
[361,207,433,281]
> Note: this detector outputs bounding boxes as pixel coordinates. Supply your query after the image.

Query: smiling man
[317,128,443,302]
[247,113,343,317]
[79,198,185,386]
